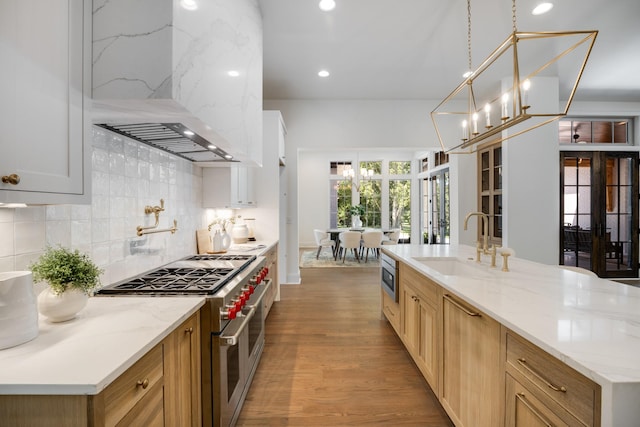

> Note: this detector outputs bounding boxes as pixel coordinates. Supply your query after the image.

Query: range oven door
[213,279,271,426]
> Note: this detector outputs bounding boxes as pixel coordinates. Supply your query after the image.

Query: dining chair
[360,230,383,262]
[313,229,336,260]
[338,231,362,263]
[381,229,401,245]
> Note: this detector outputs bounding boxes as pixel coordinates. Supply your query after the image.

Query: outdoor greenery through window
[389,161,411,242]
[330,161,353,228]
[359,161,382,228]
[329,160,411,237]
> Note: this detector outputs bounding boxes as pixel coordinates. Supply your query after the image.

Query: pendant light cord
[467,0,472,72]
[512,0,518,32]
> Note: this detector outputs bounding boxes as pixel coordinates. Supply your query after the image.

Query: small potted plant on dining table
[30,245,103,322]
[349,204,365,228]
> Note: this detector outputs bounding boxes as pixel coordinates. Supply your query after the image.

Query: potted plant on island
[29,246,103,322]
[349,204,365,228]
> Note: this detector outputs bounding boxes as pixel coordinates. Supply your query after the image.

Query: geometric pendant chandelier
[430,0,598,154]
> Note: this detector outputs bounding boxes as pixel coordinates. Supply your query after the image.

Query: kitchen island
[382,244,640,427]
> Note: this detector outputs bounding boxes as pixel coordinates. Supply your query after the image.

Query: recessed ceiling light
[183,130,194,136]
[180,0,198,11]
[318,70,330,78]
[227,70,240,77]
[318,0,336,12]
[532,2,553,15]
[224,154,233,160]
[208,144,217,150]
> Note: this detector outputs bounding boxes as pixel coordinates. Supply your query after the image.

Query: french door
[560,151,639,278]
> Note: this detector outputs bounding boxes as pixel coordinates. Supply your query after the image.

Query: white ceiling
[258,0,640,102]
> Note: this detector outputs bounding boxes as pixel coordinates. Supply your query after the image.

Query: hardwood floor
[236,267,453,426]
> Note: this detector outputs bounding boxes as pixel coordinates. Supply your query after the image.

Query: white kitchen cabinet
[203,166,256,208]
[0,0,91,205]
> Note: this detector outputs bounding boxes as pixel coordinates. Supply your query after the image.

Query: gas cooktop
[97,254,256,295]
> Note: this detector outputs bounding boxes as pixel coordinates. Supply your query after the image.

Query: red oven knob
[255,274,262,285]
[234,298,243,310]
[225,305,237,320]
[248,284,255,294]
[263,267,269,277]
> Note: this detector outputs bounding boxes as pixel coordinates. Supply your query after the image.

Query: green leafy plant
[30,246,103,295]
[349,204,365,216]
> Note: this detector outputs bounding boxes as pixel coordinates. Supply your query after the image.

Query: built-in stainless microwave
[381,253,398,302]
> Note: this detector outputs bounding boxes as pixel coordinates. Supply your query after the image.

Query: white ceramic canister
[232,224,249,244]
[0,271,39,350]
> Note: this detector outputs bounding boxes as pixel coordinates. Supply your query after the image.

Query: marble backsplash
[0,127,206,288]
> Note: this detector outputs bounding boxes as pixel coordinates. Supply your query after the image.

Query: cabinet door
[400,281,438,391]
[0,0,89,203]
[441,293,502,427]
[164,313,201,427]
[231,166,255,207]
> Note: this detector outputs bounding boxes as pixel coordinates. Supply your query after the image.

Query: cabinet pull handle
[515,393,553,427]
[1,174,20,185]
[444,294,481,317]
[185,327,193,334]
[136,378,149,389]
[517,358,567,393]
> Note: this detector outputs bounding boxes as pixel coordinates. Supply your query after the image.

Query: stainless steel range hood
[95,123,235,163]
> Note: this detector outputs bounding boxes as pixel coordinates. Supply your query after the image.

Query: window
[389,161,412,242]
[478,144,502,244]
[559,119,631,144]
[329,161,353,228]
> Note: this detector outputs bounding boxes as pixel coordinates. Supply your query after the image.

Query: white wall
[0,127,207,287]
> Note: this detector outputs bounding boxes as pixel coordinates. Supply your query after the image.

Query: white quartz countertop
[383,244,640,427]
[226,239,277,256]
[0,296,205,395]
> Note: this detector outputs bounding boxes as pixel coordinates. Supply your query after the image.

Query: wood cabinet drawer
[103,344,164,427]
[400,263,438,303]
[506,332,600,426]
[381,288,400,334]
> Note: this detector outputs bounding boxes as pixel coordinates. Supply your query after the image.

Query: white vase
[352,215,362,228]
[37,288,88,323]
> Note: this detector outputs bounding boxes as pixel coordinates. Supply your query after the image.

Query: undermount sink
[412,257,493,278]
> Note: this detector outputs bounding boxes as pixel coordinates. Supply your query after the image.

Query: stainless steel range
[97,253,272,427]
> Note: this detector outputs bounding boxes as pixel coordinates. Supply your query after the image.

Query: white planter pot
[351,215,362,228]
[37,288,88,323]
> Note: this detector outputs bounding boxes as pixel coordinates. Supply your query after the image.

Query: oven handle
[220,306,256,346]
[245,278,271,309]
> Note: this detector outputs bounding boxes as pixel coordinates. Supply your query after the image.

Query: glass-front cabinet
[478,144,502,245]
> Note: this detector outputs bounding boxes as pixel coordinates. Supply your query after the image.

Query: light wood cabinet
[263,244,278,318]
[163,312,202,427]
[0,312,201,427]
[0,0,91,205]
[381,288,400,335]
[441,293,503,427]
[399,263,440,392]
[202,166,256,208]
[505,331,600,427]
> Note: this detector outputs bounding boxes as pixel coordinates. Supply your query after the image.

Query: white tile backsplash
[0,127,207,286]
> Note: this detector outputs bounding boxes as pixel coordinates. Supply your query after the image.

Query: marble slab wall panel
[92,0,263,164]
